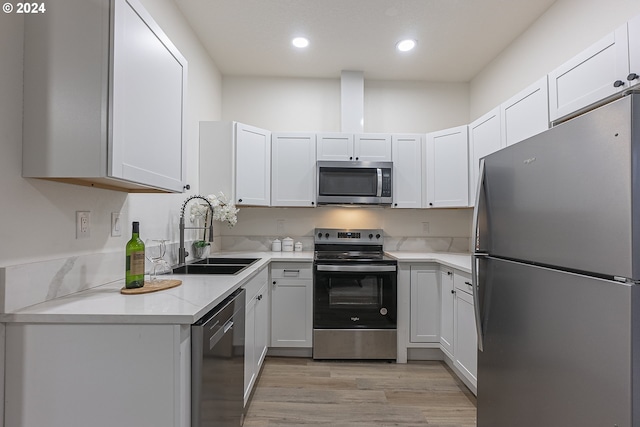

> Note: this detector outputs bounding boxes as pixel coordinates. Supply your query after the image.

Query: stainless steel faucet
[178,195,215,265]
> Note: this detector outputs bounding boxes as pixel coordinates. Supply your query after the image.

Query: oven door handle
[316,264,397,273]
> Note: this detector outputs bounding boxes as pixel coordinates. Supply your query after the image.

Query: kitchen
[2,0,640,426]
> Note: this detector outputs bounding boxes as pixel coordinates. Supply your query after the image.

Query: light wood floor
[244,357,477,427]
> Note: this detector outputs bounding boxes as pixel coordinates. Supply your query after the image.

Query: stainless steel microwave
[316,161,393,205]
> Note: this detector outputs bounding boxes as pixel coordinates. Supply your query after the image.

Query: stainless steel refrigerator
[473,93,640,427]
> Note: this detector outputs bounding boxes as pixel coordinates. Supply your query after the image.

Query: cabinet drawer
[454,272,473,295]
[270,263,312,279]
[243,267,268,303]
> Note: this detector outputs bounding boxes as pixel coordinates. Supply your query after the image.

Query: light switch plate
[111,212,122,237]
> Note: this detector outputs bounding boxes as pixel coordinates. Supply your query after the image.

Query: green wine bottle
[125,221,145,289]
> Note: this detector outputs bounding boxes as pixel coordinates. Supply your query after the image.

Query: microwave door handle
[376,168,383,197]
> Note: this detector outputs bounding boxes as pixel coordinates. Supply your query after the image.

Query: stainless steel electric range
[313,228,397,360]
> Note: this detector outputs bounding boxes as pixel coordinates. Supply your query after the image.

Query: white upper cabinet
[22,0,187,193]
[271,133,317,207]
[548,25,630,123]
[501,77,549,147]
[425,125,469,208]
[354,134,392,161]
[316,133,355,161]
[469,107,503,206]
[235,123,271,206]
[628,14,640,89]
[391,134,423,208]
[316,133,391,161]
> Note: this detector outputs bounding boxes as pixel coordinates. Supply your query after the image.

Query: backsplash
[219,235,470,253]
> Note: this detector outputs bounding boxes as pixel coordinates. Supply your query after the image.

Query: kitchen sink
[173,257,260,275]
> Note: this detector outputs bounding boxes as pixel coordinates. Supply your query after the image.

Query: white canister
[271,239,282,252]
[282,237,294,252]
[294,242,303,252]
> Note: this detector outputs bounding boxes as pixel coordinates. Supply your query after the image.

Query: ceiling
[174,0,558,82]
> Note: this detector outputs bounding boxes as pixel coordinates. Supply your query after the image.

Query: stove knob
[325,233,330,239]
[376,233,381,239]
[368,233,373,239]
[317,232,322,238]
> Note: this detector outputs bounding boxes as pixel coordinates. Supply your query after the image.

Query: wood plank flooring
[244,357,477,427]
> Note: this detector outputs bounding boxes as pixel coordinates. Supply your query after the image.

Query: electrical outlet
[422,222,430,235]
[111,212,121,237]
[76,211,91,239]
[276,219,285,234]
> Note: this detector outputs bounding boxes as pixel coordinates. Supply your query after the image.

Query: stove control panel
[314,228,383,244]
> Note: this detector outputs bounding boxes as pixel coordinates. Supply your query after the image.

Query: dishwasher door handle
[209,319,234,350]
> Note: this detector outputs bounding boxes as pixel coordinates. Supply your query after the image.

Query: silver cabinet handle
[283,269,300,277]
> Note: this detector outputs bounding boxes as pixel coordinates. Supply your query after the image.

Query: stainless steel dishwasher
[191,288,246,427]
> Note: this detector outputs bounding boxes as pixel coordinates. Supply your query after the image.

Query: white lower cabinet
[409,267,440,343]
[270,262,313,348]
[243,268,269,406]
[439,269,455,358]
[5,323,190,427]
[453,272,477,390]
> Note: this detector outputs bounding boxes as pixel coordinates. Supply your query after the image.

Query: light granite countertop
[0,251,313,325]
[385,251,472,273]
[0,251,470,325]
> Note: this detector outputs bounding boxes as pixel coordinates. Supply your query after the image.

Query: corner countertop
[1,250,470,326]
[385,252,472,274]
[0,251,313,326]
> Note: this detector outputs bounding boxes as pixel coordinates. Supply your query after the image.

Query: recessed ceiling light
[396,39,416,52]
[292,37,309,48]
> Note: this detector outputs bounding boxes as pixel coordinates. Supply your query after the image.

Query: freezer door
[477,257,637,427]
[481,94,640,279]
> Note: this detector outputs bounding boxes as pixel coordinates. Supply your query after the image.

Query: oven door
[313,264,397,329]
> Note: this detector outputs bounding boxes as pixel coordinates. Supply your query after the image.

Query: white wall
[0,0,222,268]
[470,0,640,120]
[223,76,469,133]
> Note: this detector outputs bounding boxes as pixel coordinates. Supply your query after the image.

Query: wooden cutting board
[120,279,182,295]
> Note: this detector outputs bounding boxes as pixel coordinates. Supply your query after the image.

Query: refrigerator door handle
[472,158,486,252]
[472,253,488,352]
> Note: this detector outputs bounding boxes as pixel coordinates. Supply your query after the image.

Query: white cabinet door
[270,264,313,348]
[255,282,269,369]
[501,77,549,147]
[391,134,423,208]
[548,25,630,123]
[110,0,187,192]
[243,268,269,406]
[455,289,478,388]
[628,14,640,89]
[244,294,257,405]
[469,107,502,206]
[409,268,440,343]
[271,133,317,207]
[235,123,271,206]
[439,270,455,358]
[316,133,354,161]
[425,125,469,208]
[355,134,392,161]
